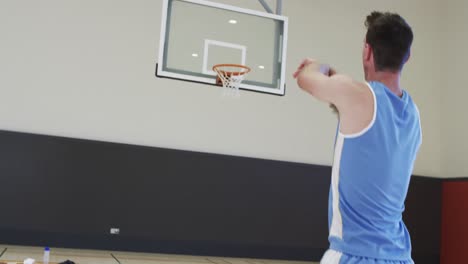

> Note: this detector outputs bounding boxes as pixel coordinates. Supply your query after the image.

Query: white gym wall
[0,0,448,177]
[442,0,468,177]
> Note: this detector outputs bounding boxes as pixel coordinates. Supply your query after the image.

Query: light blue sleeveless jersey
[328,81,422,261]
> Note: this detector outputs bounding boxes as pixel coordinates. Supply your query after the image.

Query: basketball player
[293,12,422,263]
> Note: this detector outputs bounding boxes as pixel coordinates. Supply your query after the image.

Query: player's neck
[368,71,403,98]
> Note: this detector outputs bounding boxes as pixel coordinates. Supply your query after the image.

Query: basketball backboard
[156,0,288,95]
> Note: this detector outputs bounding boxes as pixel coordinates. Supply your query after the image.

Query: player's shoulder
[403,90,420,116]
[332,75,374,117]
[330,74,370,95]
[401,90,422,140]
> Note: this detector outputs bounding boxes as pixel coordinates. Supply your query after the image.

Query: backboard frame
[156,0,288,96]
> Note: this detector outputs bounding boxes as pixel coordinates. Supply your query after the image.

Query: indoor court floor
[0,245,318,264]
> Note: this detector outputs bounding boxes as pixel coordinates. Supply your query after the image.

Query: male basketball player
[293,12,422,263]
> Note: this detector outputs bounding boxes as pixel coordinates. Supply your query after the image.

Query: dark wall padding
[0,130,441,262]
[441,180,468,264]
[403,176,442,264]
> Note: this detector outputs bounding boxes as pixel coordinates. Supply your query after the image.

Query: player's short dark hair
[365,11,413,72]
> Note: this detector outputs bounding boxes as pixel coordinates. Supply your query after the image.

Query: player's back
[328,81,422,261]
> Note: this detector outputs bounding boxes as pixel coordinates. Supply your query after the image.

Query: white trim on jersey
[330,134,345,239]
[320,249,343,264]
[414,105,423,146]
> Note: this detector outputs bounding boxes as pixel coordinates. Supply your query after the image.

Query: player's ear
[364,43,372,61]
[404,50,411,64]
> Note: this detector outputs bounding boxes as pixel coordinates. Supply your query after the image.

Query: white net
[213,64,250,97]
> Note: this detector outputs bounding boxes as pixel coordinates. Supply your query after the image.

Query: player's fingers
[294,58,317,78]
[293,70,300,78]
[293,63,306,78]
[296,62,305,71]
[302,58,316,66]
[296,59,310,72]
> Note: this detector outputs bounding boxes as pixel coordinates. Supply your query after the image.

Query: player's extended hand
[293,58,318,78]
[293,59,337,78]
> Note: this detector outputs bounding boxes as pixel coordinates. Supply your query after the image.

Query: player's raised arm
[293,59,369,113]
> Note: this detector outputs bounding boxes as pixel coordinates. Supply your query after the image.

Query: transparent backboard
[156,0,288,95]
